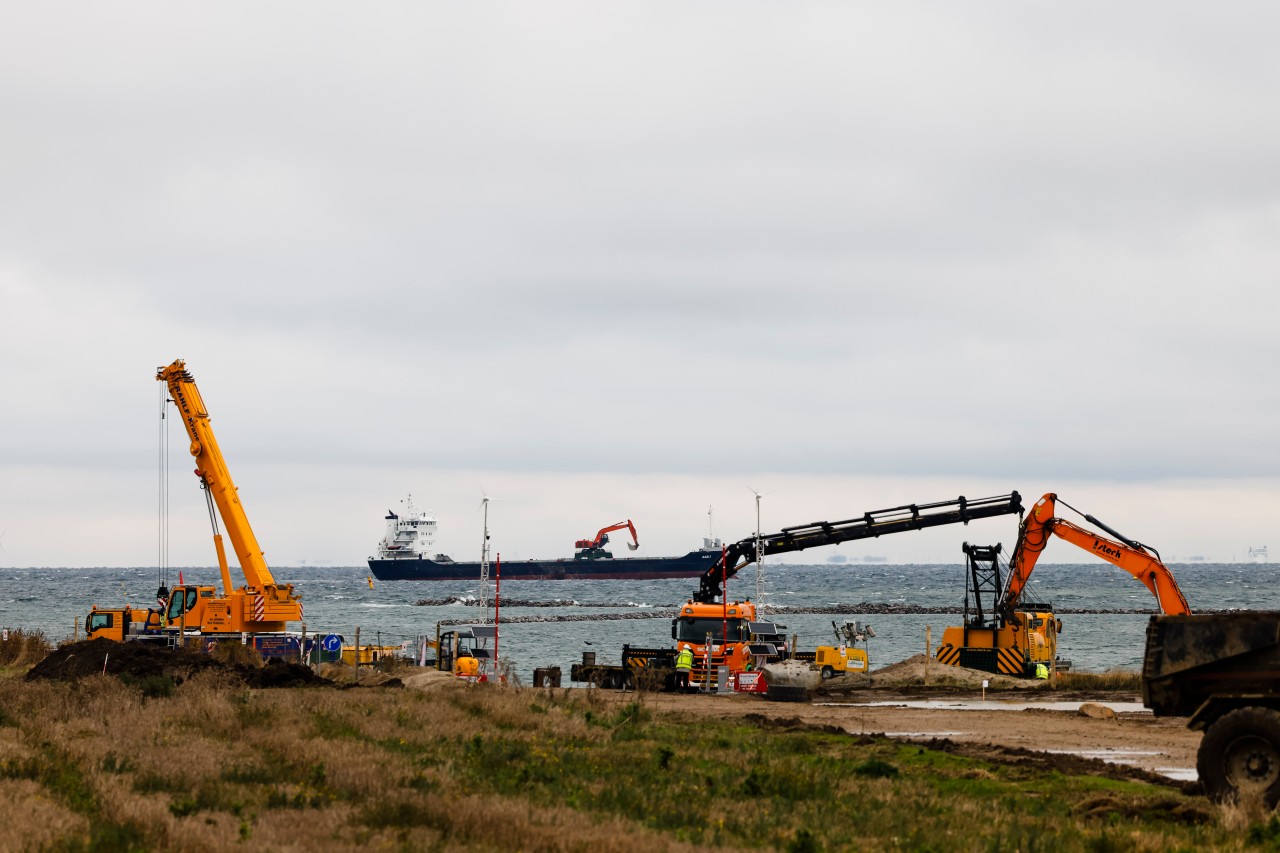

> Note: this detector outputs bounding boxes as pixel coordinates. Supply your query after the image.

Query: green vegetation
[0,670,1264,851]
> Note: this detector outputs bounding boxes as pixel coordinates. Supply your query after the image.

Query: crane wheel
[820,666,835,680]
[1198,707,1280,807]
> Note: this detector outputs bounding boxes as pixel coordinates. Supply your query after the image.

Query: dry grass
[0,667,1267,852]
[1055,669,1144,692]
[0,628,52,671]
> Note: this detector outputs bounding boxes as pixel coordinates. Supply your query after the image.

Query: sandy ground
[621,691,1199,784]
[576,656,1202,787]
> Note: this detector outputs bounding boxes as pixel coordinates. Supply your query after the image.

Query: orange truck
[671,599,759,689]
[83,606,165,643]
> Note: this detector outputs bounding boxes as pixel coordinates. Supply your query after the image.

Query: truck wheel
[821,666,835,680]
[1198,707,1280,806]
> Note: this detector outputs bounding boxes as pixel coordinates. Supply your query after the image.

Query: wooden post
[301,624,308,666]
[925,624,932,686]
[354,626,361,681]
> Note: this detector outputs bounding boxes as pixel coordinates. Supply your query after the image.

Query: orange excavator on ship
[574,520,639,561]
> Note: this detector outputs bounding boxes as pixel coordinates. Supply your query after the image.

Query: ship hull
[368,550,720,581]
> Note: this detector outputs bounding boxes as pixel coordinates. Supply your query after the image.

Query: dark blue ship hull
[368,550,720,581]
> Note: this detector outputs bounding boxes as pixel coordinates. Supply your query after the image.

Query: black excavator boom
[693,491,1024,604]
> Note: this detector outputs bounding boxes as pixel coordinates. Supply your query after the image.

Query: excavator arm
[575,520,639,551]
[1002,493,1191,618]
[158,359,276,593]
[694,492,1024,603]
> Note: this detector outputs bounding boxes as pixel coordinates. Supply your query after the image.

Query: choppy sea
[2,562,1275,680]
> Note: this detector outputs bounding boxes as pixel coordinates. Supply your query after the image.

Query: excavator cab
[436,625,495,678]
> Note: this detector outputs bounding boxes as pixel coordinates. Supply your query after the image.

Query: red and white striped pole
[494,553,501,675]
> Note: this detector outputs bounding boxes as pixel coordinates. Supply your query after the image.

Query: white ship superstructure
[374,496,440,561]
[1248,546,1269,563]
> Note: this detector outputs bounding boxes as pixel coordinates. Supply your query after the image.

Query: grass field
[1,655,1275,852]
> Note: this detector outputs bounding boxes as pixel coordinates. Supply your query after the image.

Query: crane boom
[159,359,276,592]
[575,520,639,551]
[1003,493,1191,617]
[694,492,1024,603]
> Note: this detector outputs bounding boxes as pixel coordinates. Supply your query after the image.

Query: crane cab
[164,585,218,628]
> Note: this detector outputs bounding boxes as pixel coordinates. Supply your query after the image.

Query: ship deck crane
[574,520,639,555]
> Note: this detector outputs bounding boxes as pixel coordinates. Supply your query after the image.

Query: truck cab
[671,600,757,687]
[85,606,165,642]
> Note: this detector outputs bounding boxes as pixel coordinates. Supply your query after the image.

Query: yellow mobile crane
[86,360,303,640]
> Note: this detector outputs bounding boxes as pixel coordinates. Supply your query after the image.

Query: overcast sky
[2,3,1278,570]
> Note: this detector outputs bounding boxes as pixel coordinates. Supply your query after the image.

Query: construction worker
[1035,662,1049,680]
[675,645,694,690]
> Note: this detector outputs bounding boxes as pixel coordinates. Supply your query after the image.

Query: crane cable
[157,385,171,605]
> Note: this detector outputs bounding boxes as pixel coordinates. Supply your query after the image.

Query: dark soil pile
[25,639,334,689]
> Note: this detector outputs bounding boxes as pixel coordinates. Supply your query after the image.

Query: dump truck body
[1143,612,1280,805]
[1143,613,1280,728]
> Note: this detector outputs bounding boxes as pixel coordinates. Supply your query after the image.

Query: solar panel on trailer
[469,626,497,640]
[748,644,778,655]
[749,622,780,634]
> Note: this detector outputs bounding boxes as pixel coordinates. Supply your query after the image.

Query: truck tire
[1198,707,1280,806]
[821,666,835,680]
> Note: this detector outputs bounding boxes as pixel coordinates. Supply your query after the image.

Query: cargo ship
[367,497,723,581]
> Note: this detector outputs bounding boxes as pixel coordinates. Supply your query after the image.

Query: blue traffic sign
[321,634,342,653]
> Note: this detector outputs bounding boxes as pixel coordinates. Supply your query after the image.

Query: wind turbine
[477,489,493,619]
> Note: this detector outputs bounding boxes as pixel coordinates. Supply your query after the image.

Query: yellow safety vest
[675,649,694,671]
[1034,663,1049,680]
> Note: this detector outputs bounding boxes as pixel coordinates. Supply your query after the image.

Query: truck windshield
[675,617,749,644]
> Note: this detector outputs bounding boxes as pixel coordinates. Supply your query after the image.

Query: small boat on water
[367,496,723,581]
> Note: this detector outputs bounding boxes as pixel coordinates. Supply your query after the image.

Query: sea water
[2,562,1275,682]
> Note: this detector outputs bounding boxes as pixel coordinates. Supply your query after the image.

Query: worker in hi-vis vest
[675,646,694,690]
[1035,663,1049,680]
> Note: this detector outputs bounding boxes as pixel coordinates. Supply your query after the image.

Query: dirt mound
[25,639,334,689]
[834,654,1035,692]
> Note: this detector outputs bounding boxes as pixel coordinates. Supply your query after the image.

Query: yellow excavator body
[937,610,1057,676]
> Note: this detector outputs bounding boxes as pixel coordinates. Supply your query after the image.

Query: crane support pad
[695,492,1023,603]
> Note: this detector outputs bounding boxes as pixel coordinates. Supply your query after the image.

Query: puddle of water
[1158,767,1198,782]
[817,700,1150,714]
[1047,747,1197,783]
[1046,748,1161,757]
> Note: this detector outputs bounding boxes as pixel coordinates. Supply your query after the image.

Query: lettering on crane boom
[1092,539,1122,559]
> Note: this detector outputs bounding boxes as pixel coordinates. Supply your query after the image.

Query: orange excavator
[574,520,639,561]
[937,492,1192,677]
